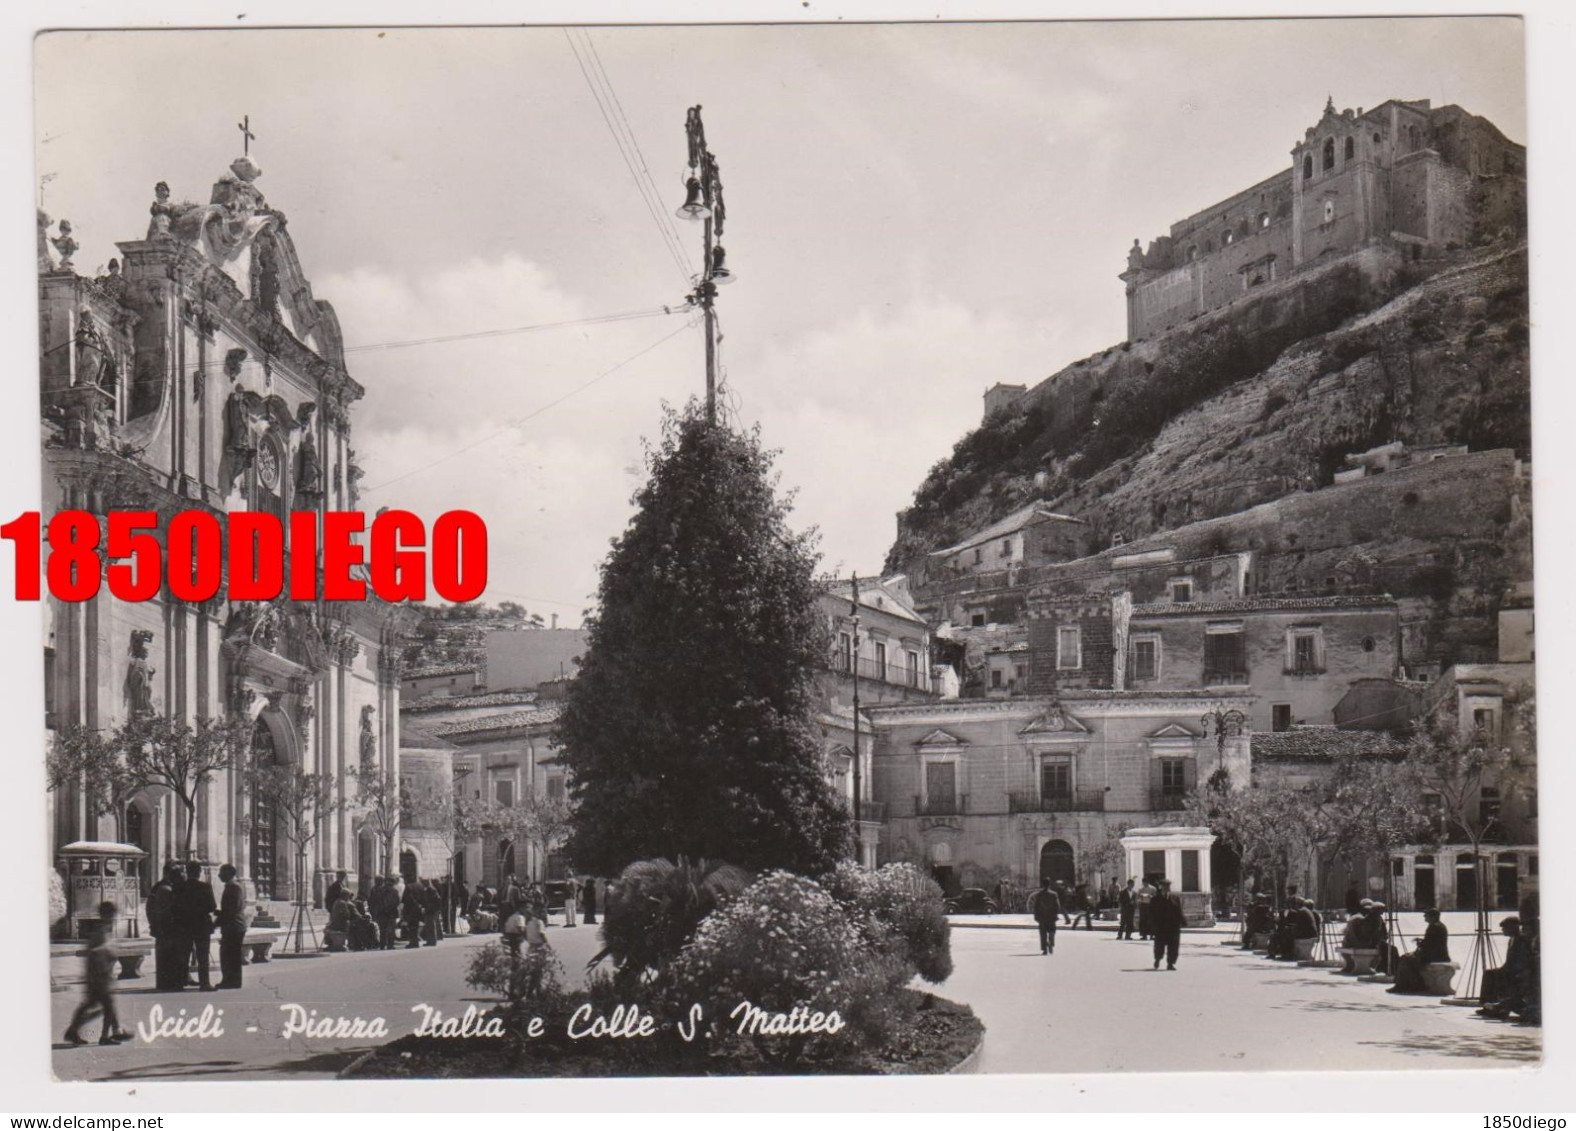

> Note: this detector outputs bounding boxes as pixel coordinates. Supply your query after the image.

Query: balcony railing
[831,655,931,692]
[1008,788,1107,814]
[1151,788,1189,812]
[914,793,967,817]
[1202,669,1250,686]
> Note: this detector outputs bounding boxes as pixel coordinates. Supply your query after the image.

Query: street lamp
[675,105,734,425]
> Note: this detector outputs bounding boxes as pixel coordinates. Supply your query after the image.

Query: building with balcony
[866,692,1250,900]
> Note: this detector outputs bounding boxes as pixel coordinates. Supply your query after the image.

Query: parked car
[944,888,998,915]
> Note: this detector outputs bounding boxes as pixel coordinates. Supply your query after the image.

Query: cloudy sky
[33,19,1525,624]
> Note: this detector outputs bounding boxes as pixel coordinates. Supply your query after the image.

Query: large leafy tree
[560,406,851,876]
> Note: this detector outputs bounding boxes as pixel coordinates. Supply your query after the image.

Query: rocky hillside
[886,238,1530,577]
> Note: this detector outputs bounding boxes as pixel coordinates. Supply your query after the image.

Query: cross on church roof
[238,115,255,156]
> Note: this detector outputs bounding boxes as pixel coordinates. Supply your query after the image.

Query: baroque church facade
[40,150,413,907]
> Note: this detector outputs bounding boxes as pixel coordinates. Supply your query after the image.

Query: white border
[1,0,1570,1116]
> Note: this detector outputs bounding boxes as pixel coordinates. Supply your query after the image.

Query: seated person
[1242,897,1275,949]
[1341,912,1368,950]
[1389,908,1451,993]
[1478,916,1534,1017]
[347,898,379,951]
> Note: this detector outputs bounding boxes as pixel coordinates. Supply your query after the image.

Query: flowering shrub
[465,938,566,1037]
[821,861,954,985]
[663,871,886,1062]
[593,857,753,986]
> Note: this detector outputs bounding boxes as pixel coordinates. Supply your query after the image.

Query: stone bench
[242,927,284,963]
[1248,932,1271,950]
[1291,936,1319,962]
[1423,962,1459,995]
[323,930,348,953]
[1339,947,1379,975]
[115,938,155,980]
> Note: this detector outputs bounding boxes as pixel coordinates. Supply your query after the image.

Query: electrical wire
[563,29,695,289]
[340,305,677,355]
[360,315,700,494]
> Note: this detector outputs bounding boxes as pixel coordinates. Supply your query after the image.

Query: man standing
[563,877,579,928]
[421,878,443,945]
[147,862,182,991]
[174,861,217,991]
[1117,878,1137,941]
[402,878,425,949]
[1150,878,1184,971]
[1137,876,1157,941]
[216,864,246,989]
[582,877,598,926]
[1071,883,1095,930]
[1030,877,1062,955]
[325,870,348,915]
[370,876,400,950]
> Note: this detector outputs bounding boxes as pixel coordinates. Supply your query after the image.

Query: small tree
[517,792,575,882]
[349,765,403,874]
[119,714,249,859]
[47,725,139,842]
[246,762,347,906]
[1185,769,1302,908]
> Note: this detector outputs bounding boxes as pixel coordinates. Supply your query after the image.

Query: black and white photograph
[12,8,1560,1102]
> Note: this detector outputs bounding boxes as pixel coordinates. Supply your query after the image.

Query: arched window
[1258,212,1270,229]
[1344,136,1355,162]
[1322,137,1335,171]
[1302,155,1313,180]
[1222,230,1233,246]
[1373,132,1381,145]
[1187,245,1199,262]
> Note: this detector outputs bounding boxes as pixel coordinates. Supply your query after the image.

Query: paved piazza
[51,922,1539,1081]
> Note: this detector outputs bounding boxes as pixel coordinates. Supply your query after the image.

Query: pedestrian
[1137,875,1157,940]
[325,870,348,915]
[1150,878,1184,971]
[1117,878,1137,940]
[216,864,247,989]
[174,861,217,991]
[63,901,130,1046]
[147,861,182,991]
[563,877,579,928]
[1030,876,1062,955]
[452,878,471,932]
[1072,883,1095,930]
[582,876,598,926]
[402,877,424,949]
[421,878,443,945]
[369,876,396,949]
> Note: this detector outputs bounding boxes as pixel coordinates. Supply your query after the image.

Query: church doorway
[400,849,419,884]
[1039,839,1076,888]
[249,718,282,901]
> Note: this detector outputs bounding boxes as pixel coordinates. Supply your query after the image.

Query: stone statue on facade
[50,219,78,272]
[1128,238,1145,272]
[124,629,156,717]
[359,705,376,767]
[148,181,177,239]
[74,307,116,393]
[38,210,54,273]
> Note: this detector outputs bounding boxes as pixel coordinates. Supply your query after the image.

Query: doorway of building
[1039,839,1076,888]
[1456,856,1480,911]
[400,849,418,884]
[1496,854,1519,909]
[931,865,957,895]
[249,719,281,900]
[1414,856,1436,908]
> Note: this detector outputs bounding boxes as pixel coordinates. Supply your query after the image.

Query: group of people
[321,871,598,952]
[146,860,248,992]
[1477,900,1540,1024]
[1031,875,1186,969]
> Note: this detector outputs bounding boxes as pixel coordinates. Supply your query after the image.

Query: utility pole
[676,105,733,426]
[849,573,864,867]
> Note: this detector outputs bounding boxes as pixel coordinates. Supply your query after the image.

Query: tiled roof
[432,702,564,737]
[931,503,1085,558]
[1252,727,1407,762]
[822,578,926,625]
[404,690,538,713]
[1134,595,1396,617]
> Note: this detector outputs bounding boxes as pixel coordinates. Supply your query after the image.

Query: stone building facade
[41,154,411,908]
[1120,98,1525,342]
[867,693,1250,908]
